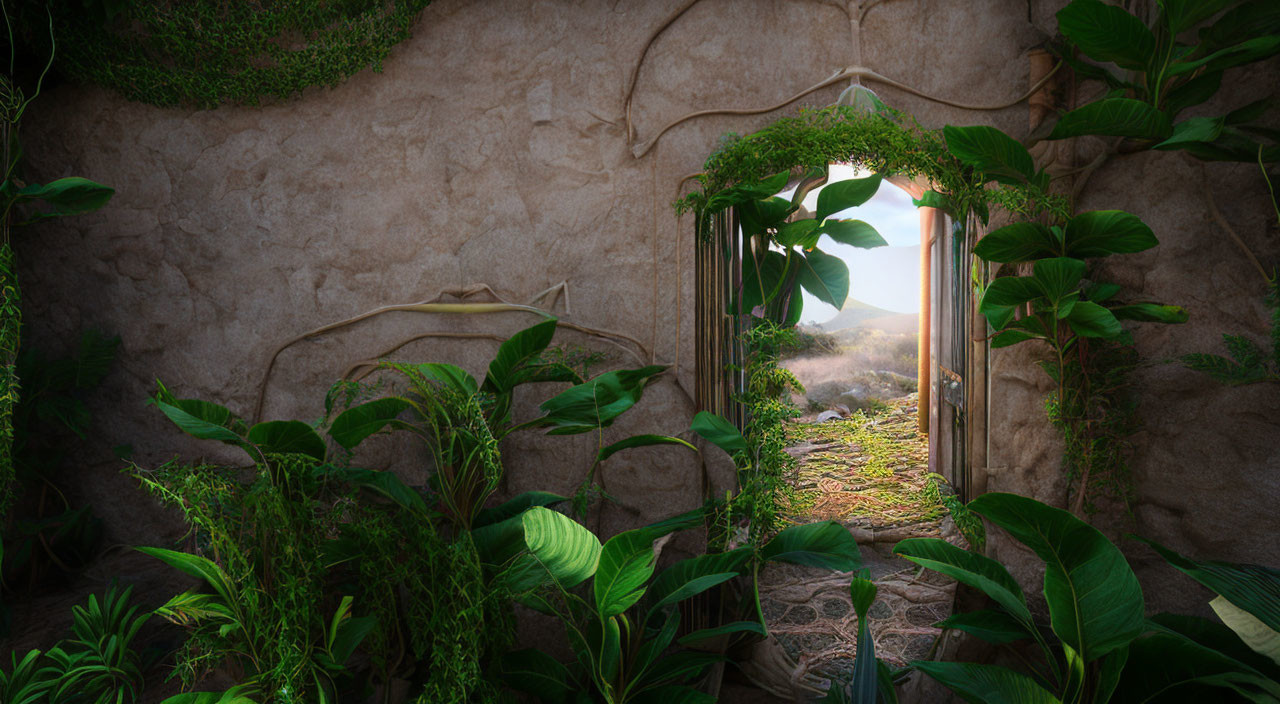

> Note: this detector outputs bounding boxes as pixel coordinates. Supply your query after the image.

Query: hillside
[820,298,917,334]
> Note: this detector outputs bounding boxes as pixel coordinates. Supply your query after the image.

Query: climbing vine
[17,0,433,108]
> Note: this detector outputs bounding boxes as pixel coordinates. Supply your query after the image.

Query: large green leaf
[482,318,558,394]
[1211,597,1280,667]
[136,547,237,607]
[535,365,667,435]
[472,491,568,528]
[159,687,258,704]
[815,174,882,220]
[246,420,326,460]
[973,223,1062,263]
[1134,537,1280,635]
[152,397,245,446]
[817,219,887,249]
[981,276,1043,310]
[521,506,602,589]
[1063,210,1158,258]
[1048,99,1172,140]
[1155,117,1226,151]
[13,177,114,222]
[1112,630,1280,702]
[849,570,879,703]
[894,538,1032,625]
[1160,0,1231,34]
[690,411,746,455]
[677,620,766,646]
[943,125,1037,185]
[1199,2,1280,52]
[1066,301,1123,338]
[595,528,657,618]
[410,362,479,396]
[596,435,696,464]
[760,521,861,571]
[316,465,432,515]
[1110,303,1188,324]
[776,219,821,249]
[499,649,573,702]
[913,662,1062,704]
[935,609,1033,645]
[1162,71,1224,115]
[1152,612,1280,675]
[327,397,414,449]
[647,548,752,615]
[1170,34,1280,76]
[1031,257,1087,306]
[796,248,850,308]
[1056,0,1155,70]
[740,249,788,312]
[969,493,1144,662]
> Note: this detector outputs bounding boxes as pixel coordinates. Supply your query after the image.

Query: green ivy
[18,0,433,108]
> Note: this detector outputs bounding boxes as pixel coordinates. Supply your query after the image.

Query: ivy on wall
[16,0,433,108]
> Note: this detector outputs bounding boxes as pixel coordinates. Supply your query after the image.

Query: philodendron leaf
[936,609,1033,645]
[776,219,821,249]
[677,620,765,645]
[691,411,746,455]
[1170,34,1280,76]
[970,493,1145,662]
[912,662,1062,704]
[817,219,887,249]
[1210,597,1280,667]
[136,547,237,607]
[596,434,696,464]
[1066,301,1123,338]
[648,548,752,615]
[1056,0,1154,70]
[482,318,558,394]
[328,397,414,449]
[472,491,569,529]
[981,276,1042,311]
[973,222,1061,263]
[760,521,861,571]
[246,420,326,460]
[894,538,1033,626]
[1109,303,1188,324]
[1048,99,1172,141]
[1160,0,1232,35]
[1031,257,1087,305]
[505,506,602,590]
[796,247,850,308]
[943,125,1037,185]
[14,177,115,221]
[740,249,788,312]
[595,528,657,618]
[1063,210,1157,258]
[816,174,882,220]
[499,648,573,702]
[1111,630,1280,702]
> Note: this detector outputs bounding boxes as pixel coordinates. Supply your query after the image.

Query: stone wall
[19,0,1278,623]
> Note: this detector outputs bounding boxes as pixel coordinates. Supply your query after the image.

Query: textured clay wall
[21,0,1275,621]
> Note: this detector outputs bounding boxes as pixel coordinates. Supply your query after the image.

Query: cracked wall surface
[19,0,1280,624]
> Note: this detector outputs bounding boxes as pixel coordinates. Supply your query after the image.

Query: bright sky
[779,164,921,324]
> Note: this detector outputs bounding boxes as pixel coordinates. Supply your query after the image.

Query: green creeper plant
[1045,0,1280,162]
[896,493,1280,703]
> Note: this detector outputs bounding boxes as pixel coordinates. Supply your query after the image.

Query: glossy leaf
[741,249,788,312]
[691,411,746,455]
[1199,2,1280,52]
[1170,34,1280,76]
[1155,117,1226,150]
[913,662,1062,704]
[595,528,657,617]
[327,397,414,449]
[1135,537,1280,635]
[136,547,237,607]
[1211,596,1280,667]
[1110,303,1188,324]
[678,620,765,646]
[936,609,1033,645]
[648,548,752,615]
[1112,630,1280,702]
[818,219,887,249]
[500,649,573,702]
[973,223,1061,263]
[970,493,1144,661]
[246,420,326,460]
[1048,99,1172,140]
[944,125,1037,185]
[776,219,821,249]
[536,366,667,435]
[816,174,882,220]
[412,362,479,396]
[596,435,696,464]
[981,276,1042,309]
[1067,301,1123,338]
[522,506,602,589]
[796,248,850,308]
[1163,71,1224,115]
[1057,0,1154,70]
[1160,0,1231,34]
[894,539,1032,625]
[13,177,114,221]
[1063,210,1158,258]
[761,521,861,571]
[1032,257,1087,305]
[317,465,431,515]
[483,319,558,394]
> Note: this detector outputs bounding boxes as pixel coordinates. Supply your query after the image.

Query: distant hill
[819,298,917,334]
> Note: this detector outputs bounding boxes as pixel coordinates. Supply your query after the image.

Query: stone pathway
[742,396,966,700]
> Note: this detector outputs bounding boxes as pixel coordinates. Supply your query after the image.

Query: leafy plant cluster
[896,492,1280,703]
[14,0,434,108]
[0,585,153,704]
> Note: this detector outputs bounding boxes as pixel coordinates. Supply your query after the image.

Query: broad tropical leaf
[970,493,1144,662]
[761,521,861,571]
[894,538,1033,626]
[913,662,1062,704]
[473,491,569,528]
[499,649,573,702]
[482,318,558,394]
[1063,210,1157,258]
[521,506,603,589]
[536,366,667,435]
[944,125,1037,185]
[818,219,887,249]
[596,434,696,464]
[1112,630,1280,702]
[1056,0,1154,70]
[973,223,1061,263]
[1066,301,1123,338]
[677,620,766,645]
[1048,99,1172,140]
[796,248,850,308]
[246,420,326,460]
[136,547,237,607]
[1110,303,1188,324]
[595,528,657,617]
[935,609,1033,645]
[327,397,414,449]
[647,548,752,615]
[1134,537,1280,635]
[691,411,746,455]
[816,174,882,220]
[12,177,115,222]
[317,465,431,515]
[1155,117,1226,151]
